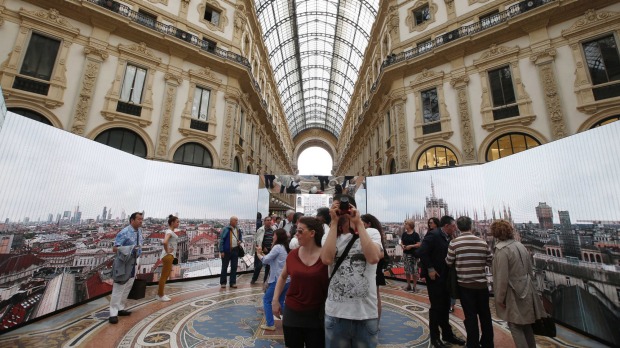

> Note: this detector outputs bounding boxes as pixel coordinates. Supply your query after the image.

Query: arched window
[173,142,213,168]
[417,146,458,170]
[389,159,397,174]
[376,167,382,176]
[233,157,240,172]
[591,115,620,128]
[486,132,540,161]
[8,108,53,126]
[246,166,252,174]
[94,128,147,158]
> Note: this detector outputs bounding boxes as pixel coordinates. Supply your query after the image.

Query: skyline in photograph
[368,121,620,224]
[0,113,258,222]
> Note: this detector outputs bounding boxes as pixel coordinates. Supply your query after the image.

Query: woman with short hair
[491,220,546,348]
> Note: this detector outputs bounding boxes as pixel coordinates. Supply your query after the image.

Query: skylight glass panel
[255,0,379,137]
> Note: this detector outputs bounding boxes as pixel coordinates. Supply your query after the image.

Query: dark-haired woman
[257,228,290,331]
[273,216,328,348]
[361,213,389,324]
[157,215,179,301]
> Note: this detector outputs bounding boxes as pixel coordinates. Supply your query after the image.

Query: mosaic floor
[0,274,607,348]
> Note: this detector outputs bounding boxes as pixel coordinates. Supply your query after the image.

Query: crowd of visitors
[108,200,548,348]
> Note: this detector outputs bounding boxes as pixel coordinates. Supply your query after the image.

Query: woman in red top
[272,216,328,348]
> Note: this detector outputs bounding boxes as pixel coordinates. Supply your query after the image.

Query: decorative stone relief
[450,76,475,161]
[23,8,75,29]
[156,83,178,158]
[396,102,409,171]
[0,6,5,27]
[71,55,103,135]
[220,99,236,168]
[534,57,567,140]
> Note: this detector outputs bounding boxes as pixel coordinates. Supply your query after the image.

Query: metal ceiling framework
[255,0,379,138]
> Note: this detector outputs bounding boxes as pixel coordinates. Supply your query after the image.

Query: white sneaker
[157,295,171,302]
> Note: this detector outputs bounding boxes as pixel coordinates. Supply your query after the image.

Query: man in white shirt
[282,210,295,236]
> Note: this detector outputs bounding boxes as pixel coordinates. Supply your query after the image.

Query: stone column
[70,46,108,135]
[450,75,477,163]
[531,48,568,140]
[155,72,182,159]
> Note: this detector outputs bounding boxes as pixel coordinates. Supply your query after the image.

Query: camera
[339,196,351,215]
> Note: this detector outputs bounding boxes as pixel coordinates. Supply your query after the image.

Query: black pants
[459,286,494,348]
[317,176,329,191]
[426,276,455,341]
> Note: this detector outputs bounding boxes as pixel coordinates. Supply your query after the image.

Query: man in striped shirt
[446,216,494,348]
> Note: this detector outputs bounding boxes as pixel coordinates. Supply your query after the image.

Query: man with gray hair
[282,210,295,236]
[219,216,243,288]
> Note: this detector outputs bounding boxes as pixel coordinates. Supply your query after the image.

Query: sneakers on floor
[404,285,412,291]
[260,324,276,331]
[221,284,226,288]
[230,284,237,288]
[157,295,171,302]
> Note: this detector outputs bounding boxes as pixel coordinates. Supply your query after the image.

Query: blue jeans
[263,281,289,326]
[324,314,378,348]
[220,250,238,286]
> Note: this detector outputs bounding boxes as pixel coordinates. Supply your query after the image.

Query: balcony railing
[382,0,555,68]
[422,122,442,135]
[116,101,141,116]
[12,76,50,95]
[85,0,274,112]
[190,119,209,132]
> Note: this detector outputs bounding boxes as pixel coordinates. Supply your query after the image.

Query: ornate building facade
[1,0,619,175]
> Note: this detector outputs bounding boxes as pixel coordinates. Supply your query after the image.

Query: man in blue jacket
[109,212,143,324]
[219,216,243,288]
[418,215,465,347]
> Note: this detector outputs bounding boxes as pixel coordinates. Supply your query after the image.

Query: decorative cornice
[473,44,519,69]
[450,75,470,88]
[530,48,556,64]
[164,72,183,86]
[189,67,223,86]
[19,8,79,35]
[84,46,109,61]
[118,42,161,65]
[562,9,620,38]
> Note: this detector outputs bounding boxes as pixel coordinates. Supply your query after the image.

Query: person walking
[157,214,179,302]
[257,228,290,331]
[108,212,144,324]
[252,216,274,284]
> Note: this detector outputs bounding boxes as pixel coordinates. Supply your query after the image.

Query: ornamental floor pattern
[0,274,607,348]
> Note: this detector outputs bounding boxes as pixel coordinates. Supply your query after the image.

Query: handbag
[172,257,178,265]
[127,278,147,300]
[532,316,556,337]
[231,229,245,258]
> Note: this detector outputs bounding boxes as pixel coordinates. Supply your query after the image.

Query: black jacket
[417,228,450,281]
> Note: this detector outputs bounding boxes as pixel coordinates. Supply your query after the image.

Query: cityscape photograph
[368,121,620,345]
[0,113,259,331]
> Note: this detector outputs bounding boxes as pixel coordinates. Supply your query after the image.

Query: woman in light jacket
[257,228,290,330]
[491,220,546,348]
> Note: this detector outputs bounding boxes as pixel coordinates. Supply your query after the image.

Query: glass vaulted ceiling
[255,0,379,138]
